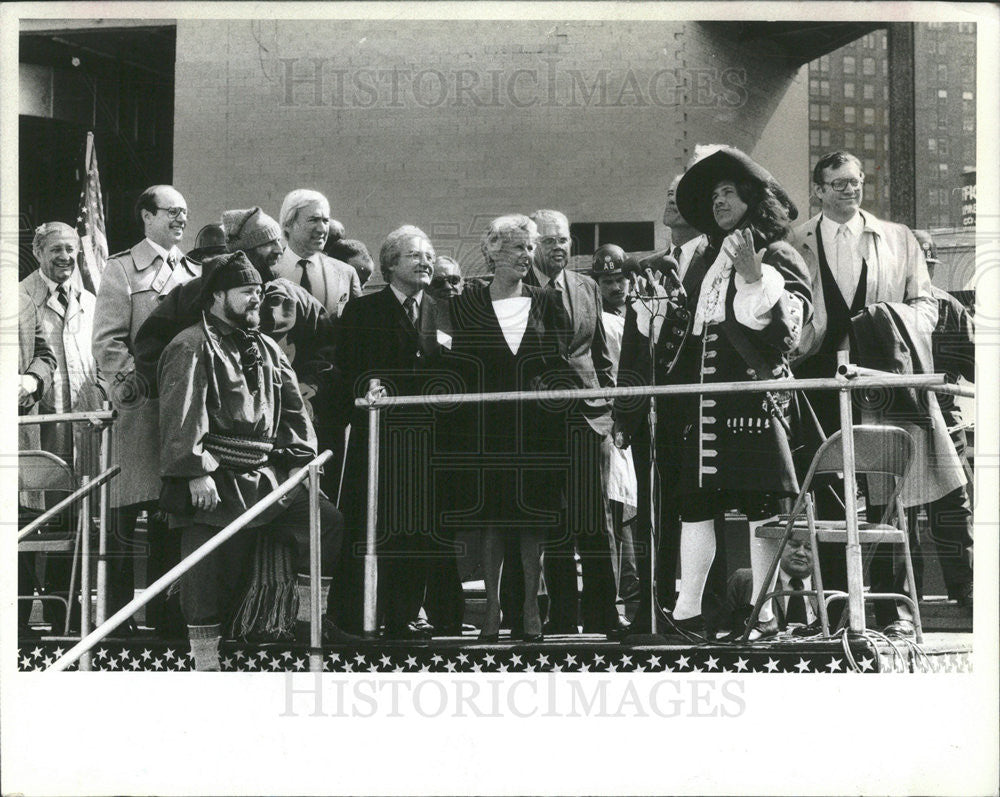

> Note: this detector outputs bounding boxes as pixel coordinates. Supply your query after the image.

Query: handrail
[18,410,117,425]
[18,466,121,541]
[356,365,964,641]
[353,372,948,408]
[47,450,333,672]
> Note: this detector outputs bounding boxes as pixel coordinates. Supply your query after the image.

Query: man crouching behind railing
[156,252,357,670]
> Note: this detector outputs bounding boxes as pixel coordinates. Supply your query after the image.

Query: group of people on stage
[18,145,974,669]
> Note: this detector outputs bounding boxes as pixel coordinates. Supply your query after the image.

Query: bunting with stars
[75,131,108,295]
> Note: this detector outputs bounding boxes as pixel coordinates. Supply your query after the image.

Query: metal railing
[48,449,332,673]
[19,408,116,670]
[354,356,964,638]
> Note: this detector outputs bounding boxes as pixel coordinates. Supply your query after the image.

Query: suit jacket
[788,211,937,363]
[274,249,362,318]
[92,238,201,506]
[524,267,615,435]
[726,567,818,630]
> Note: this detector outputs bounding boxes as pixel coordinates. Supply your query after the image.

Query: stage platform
[18,630,972,674]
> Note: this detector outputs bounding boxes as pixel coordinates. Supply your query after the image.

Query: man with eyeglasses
[789,151,940,639]
[427,255,465,300]
[93,184,202,636]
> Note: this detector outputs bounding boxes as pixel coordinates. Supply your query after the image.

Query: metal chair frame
[18,450,84,636]
[742,425,924,644]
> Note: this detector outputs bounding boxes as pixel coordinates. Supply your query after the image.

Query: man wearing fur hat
[158,252,353,670]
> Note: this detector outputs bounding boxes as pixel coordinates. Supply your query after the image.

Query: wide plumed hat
[676,146,797,236]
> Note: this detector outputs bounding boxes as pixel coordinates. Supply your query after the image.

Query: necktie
[786,577,807,625]
[167,252,179,272]
[835,225,857,303]
[403,296,418,327]
[56,284,70,311]
[297,258,313,295]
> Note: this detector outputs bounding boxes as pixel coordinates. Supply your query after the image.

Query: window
[810,78,818,94]
[884,134,889,150]
[937,89,948,100]
[820,80,830,97]
[937,40,947,56]
[939,163,949,178]
[810,103,819,122]
[864,133,875,150]
[844,105,856,124]
[883,109,889,125]
[863,84,874,100]
[938,138,949,156]
[843,56,856,75]
[929,189,939,207]
[882,60,887,76]
[928,138,937,154]
[810,129,820,147]
[820,104,830,122]
[821,130,830,147]
[864,158,876,175]
[863,57,876,76]
[938,113,948,129]
[938,64,948,83]
[863,107,875,125]
[845,130,856,149]
[844,81,855,99]
[818,55,830,73]
[569,221,654,256]
[962,90,974,100]
[963,64,974,83]
[963,117,975,132]
[883,85,888,101]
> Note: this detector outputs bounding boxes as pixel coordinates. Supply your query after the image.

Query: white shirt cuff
[632,298,665,342]
[732,264,784,330]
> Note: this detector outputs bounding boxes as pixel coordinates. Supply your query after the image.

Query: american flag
[76,131,108,295]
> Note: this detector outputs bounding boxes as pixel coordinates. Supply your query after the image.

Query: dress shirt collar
[144,237,182,264]
[280,247,320,269]
[820,210,865,244]
[779,569,811,591]
[531,263,566,289]
[389,283,423,308]
[37,269,75,299]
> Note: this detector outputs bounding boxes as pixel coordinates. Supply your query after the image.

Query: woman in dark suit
[443,215,564,642]
[629,146,813,641]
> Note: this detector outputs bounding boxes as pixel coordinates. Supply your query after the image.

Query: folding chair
[18,450,84,635]
[743,425,923,643]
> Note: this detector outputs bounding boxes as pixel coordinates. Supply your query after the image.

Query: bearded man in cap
[157,252,353,670]
[135,206,335,411]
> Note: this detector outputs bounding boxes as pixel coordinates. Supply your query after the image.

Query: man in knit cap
[158,252,354,669]
[135,206,335,408]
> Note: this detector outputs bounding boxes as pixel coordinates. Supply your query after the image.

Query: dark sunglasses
[432,275,463,286]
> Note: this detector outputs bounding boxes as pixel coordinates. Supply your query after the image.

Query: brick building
[21,18,876,280]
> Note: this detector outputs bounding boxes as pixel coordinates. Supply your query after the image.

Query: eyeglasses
[432,275,463,286]
[821,176,865,192]
[156,206,189,219]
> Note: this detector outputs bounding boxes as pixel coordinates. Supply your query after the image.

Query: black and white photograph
[2,2,998,794]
